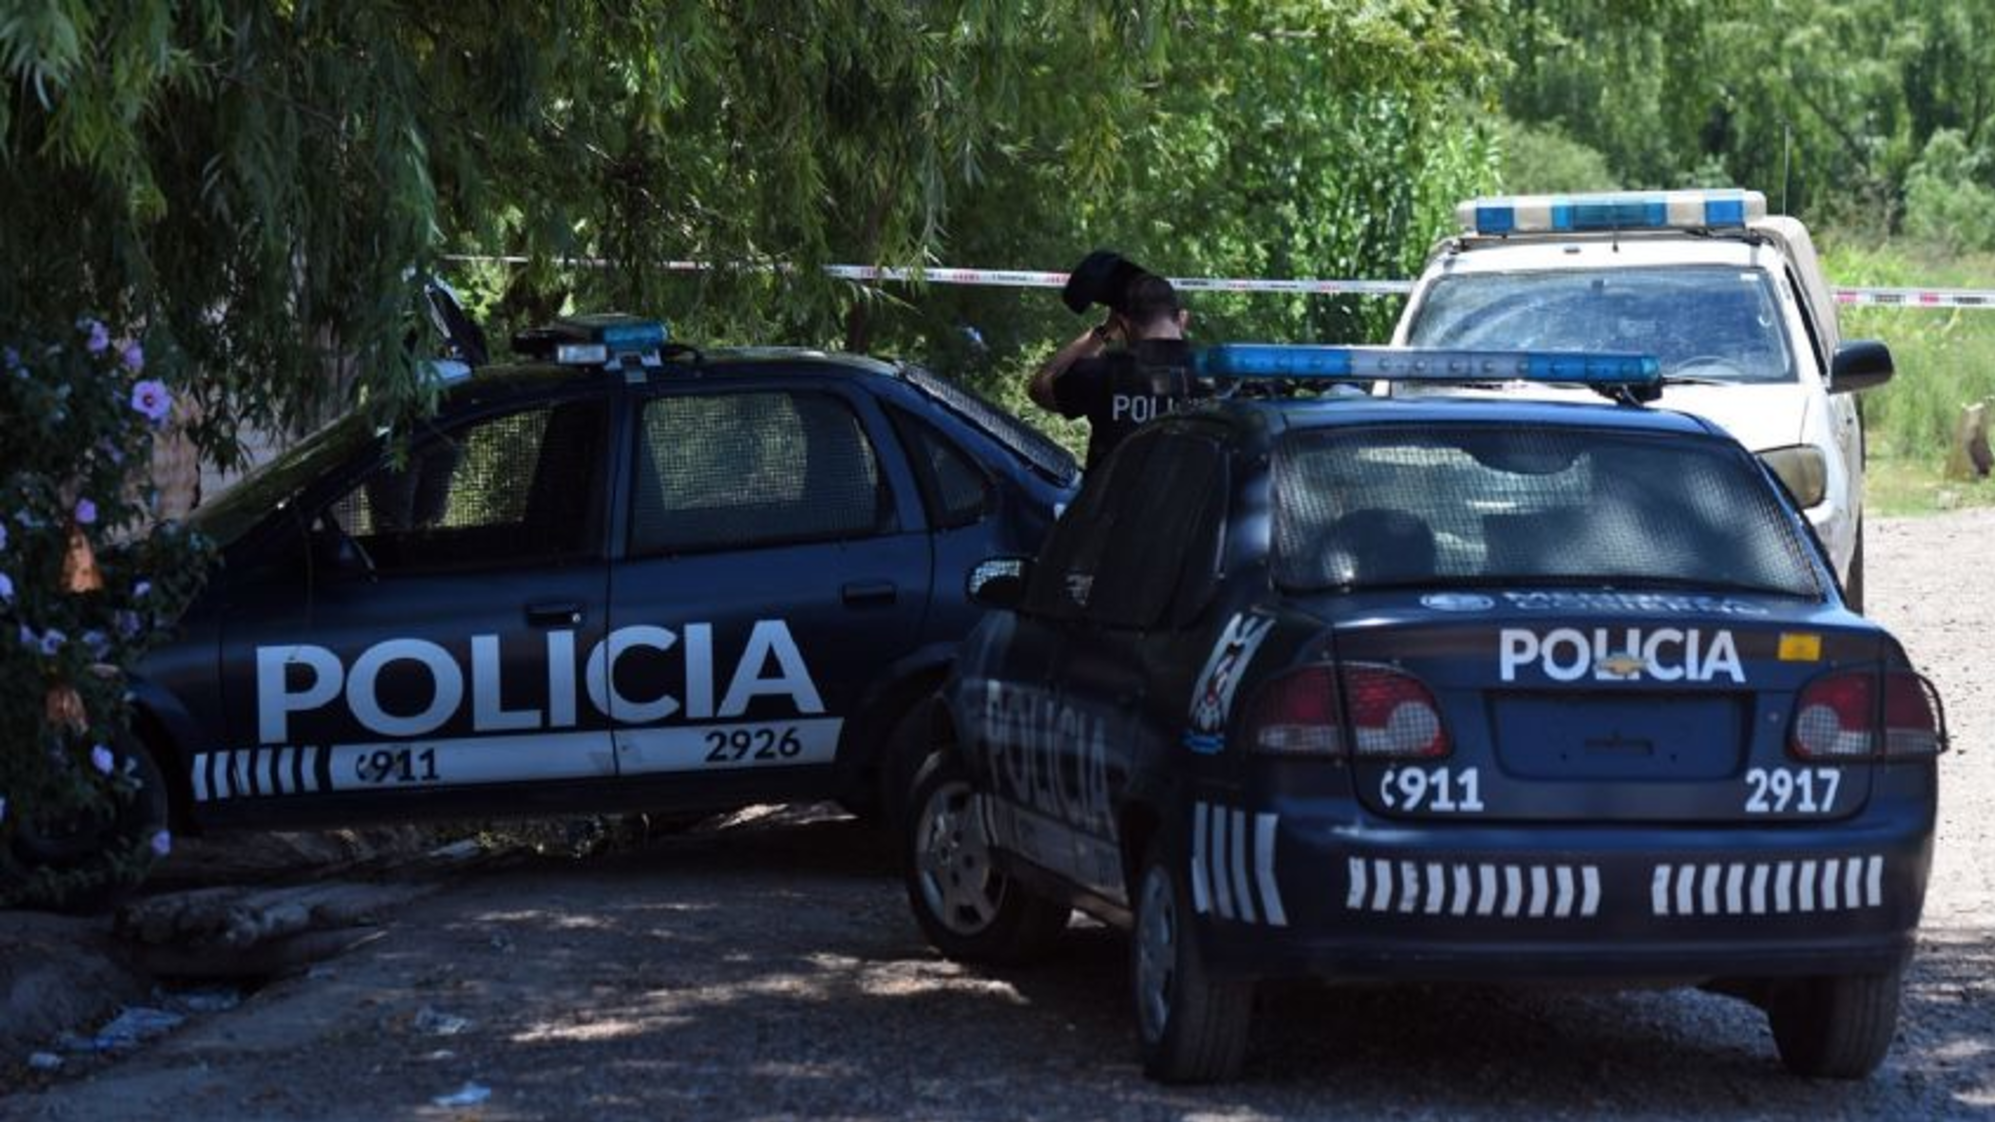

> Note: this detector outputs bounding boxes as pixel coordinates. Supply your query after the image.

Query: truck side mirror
[1830,340,1894,394]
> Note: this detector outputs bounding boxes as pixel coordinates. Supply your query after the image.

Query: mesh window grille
[631,392,888,555]
[900,415,990,528]
[328,403,602,571]
[1272,425,1822,596]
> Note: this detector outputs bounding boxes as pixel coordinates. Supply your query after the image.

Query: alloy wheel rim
[915,778,1002,935]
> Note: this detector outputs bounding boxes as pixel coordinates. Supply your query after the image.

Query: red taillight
[1884,671,1944,758]
[1790,668,1946,760]
[1246,665,1343,755]
[1343,665,1449,760]
[1791,671,1875,759]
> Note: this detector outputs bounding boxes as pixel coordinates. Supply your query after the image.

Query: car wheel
[1844,519,1865,613]
[1766,968,1902,1079]
[5,732,170,913]
[1132,838,1253,1083]
[902,748,1068,964]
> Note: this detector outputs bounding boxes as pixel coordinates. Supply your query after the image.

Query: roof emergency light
[513,314,669,366]
[1457,190,1766,236]
[1194,345,1662,391]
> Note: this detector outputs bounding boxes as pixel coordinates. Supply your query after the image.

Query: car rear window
[1272,424,1823,597]
[897,364,1079,485]
[1406,266,1795,384]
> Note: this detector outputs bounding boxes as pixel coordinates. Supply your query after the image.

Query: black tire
[1766,968,1902,1079]
[902,749,1068,965]
[1132,837,1253,1083]
[1844,519,1865,613]
[5,732,170,913]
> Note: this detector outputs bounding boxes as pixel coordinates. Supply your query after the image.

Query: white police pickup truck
[1392,190,1895,609]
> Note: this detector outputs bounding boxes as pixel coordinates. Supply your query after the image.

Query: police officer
[1030,251,1199,469]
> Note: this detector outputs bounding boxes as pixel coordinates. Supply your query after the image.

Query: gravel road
[6,510,1994,1121]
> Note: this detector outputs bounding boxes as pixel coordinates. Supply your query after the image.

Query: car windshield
[1406,266,1795,384]
[898,364,1078,485]
[186,415,377,546]
[1272,423,1823,597]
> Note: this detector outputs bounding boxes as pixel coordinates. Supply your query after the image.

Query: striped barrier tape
[444,254,1995,308]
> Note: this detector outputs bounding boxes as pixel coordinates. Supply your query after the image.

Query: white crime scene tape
[445,255,1995,308]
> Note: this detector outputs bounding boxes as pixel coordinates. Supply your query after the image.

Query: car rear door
[604,376,927,794]
[206,387,616,817]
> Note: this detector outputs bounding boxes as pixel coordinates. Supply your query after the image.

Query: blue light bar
[1194,345,1661,389]
[1458,190,1766,235]
[599,319,668,351]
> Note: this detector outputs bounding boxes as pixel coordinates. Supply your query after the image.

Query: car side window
[1024,433,1161,621]
[326,397,607,573]
[1086,433,1227,629]
[886,406,993,529]
[629,390,893,556]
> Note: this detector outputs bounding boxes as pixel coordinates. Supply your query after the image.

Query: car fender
[123,674,203,831]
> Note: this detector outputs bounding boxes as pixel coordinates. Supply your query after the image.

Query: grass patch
[1865,454,1995,517]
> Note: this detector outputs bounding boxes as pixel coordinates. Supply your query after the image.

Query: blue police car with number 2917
[896,344,1945,1084]
[55,315,1076,882]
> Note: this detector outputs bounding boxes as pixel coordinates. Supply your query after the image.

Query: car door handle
[525,601,586,627]
[841,581,898,607]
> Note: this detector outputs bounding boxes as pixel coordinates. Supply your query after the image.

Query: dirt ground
[4,509,1994,1121]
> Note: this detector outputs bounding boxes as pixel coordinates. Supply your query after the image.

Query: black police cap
[1062,250,1149,315]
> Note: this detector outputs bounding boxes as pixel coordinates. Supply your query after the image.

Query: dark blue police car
[897,345,1945,1083]
[106,316,1075,853]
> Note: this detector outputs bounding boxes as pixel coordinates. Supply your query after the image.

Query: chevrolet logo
[1595,652,1646,679]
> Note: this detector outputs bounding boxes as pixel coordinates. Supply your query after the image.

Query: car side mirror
[967,556,1033,609]
[1830,340,1894,394]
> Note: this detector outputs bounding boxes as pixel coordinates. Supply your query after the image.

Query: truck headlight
[1759,445,1828,508]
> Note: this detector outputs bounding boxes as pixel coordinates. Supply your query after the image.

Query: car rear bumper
[1187,800,1931,985]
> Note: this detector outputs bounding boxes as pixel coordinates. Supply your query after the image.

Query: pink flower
[80,318,109,354]
[121,341,144,372]
[150,830,172,857]
[74,498,97,525]
[0,572,11,601]
[90,745,115,775]
[130,380,171,423]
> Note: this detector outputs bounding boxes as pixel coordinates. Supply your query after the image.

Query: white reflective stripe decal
[1399,861,1420,914]
[1700,864,1721,915]
[614,718,841,774]
[1844,857,1863,911]
[1476,864,1498,916]
[1651,865,1671,916]
[1647,856,1886,915]
[192,754,212,803]
[1749,864,1770,915]
[1800,860,1818,912]
[1451,864,1472,917]
[1822,858,1841,911]
[1253,814,1286,927]
[1775,861,1794,913]
[1553,865,1576,918]
[1425,863,1446,916]
[1725,863,1746,915]
[1345,856,1366,911]
[1528,866,1550,918]
[1502,865,1524,918]
[1210,804,1235,921]
[1229,811,1257,925]
[1675,863,1695,916]
[1866,855,1884,908]
[1580,867,1601,918]
[1191,802,1213,915]
[1370,858,1393,912]
[328,730,614,789]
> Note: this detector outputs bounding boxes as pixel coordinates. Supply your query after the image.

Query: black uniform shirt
[1052,338,1198,469]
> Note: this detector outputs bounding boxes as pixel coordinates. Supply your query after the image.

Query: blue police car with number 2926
[27,315,1077,894]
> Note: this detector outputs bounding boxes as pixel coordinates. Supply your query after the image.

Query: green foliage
[1902,131,1995,253]
[1821,239,1995,470]
[1496,118,1619,194]
[0,316,209,904]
